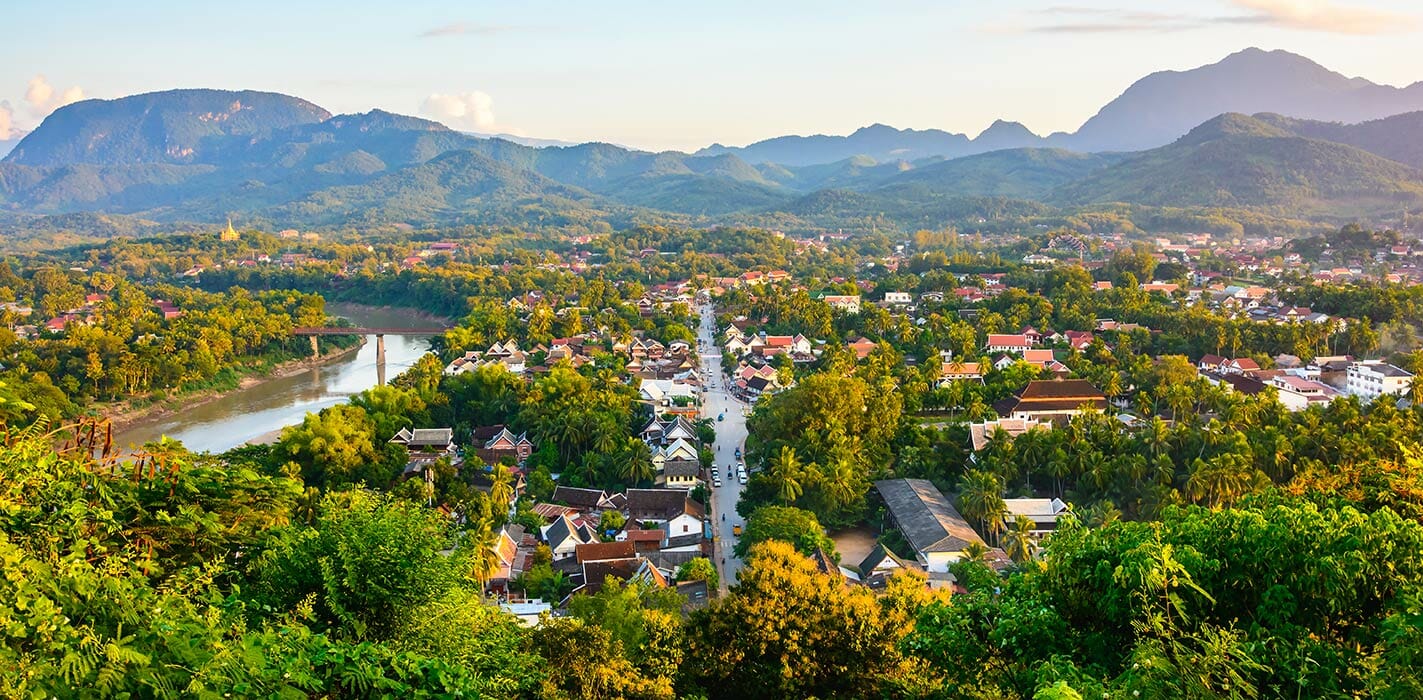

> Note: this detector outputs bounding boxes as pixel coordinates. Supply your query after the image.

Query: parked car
[733,524,742,536]
[737,472,748,485]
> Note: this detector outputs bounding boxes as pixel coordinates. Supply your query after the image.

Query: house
[1063,331,1094,351]
[575,541,637,565]
[388,428,456,456]
[625,489,705,539]
[1002,498,1070,536]
[1223,358,1261,376]
[639,379,699,405]
[823,295,862,314]
[1345,361,1414,401]
[552,486,621,513]
[937,362,984,387]
[874,479,987,573]
[653,438,702,490]
[641,415,700,446]
[476,426,534,465]
[1270,375,1342,411]
[541,513,597,561]
[847,337,878,360]
[857,543,914,589]
[968,418,1046,452]
[986,334,1032,354]
[994,379,1108,422]
[1197,354,1227,373]
[883,291,913,305]
[578,556,669,596]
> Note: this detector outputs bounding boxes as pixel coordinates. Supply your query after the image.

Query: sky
[2,0,1423,151]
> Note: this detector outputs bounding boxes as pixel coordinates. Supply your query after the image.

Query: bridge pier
[376,334,386,385]
[310,335,320,359]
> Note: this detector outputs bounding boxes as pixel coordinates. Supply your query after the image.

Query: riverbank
[97,338,367,433]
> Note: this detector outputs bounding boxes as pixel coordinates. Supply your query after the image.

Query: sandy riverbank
[96,338,367,432]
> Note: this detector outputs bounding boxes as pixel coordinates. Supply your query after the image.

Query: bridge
[291,326,447,384]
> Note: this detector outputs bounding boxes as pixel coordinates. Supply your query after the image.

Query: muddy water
[112,304,436,453]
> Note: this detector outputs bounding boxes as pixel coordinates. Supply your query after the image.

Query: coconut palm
[958,469,1007,544]
[465,518,501,592]
[1003,515,1038,564]
[618,438,656,486]
[822,456,859,512]
[489,464,515,513]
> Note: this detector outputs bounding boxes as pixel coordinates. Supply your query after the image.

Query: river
[111,304,438,454]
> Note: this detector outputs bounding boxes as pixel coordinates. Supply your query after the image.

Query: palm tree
[822,456,859,511]
[958,470,1006,544]
[1003,515,1038,564]
[489,464,515,514]
[962,541,989,563]
[770,445,805,505]
[465,518,501,592]
[618,438,656,486]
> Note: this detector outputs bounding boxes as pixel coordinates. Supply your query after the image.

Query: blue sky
[2,0,1422,150]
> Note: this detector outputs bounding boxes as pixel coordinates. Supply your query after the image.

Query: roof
[543,514,585,549]
[662,460,701,477]
[987,334,1030,346]
[998,380,1108,416]
[553,486,609,510]
[1003,498,1068,522]
[968,418,1046,451]
[575,541,637,564]
[874,479,985,554]
[858,542,912,574]
[626,488,704,520]
[389,427,454,447]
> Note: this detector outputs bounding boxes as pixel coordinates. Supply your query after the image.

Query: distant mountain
[700,48,1423,166]
[7,80,1423,235]
[757,155,914,191]
[972,121,1043,153]
[6,89,331,167]
[877,148,1124,200]
[1254,111,1423,170]
[1053,113,1423,216]
[267,149,610,227]
[697,124,976,166]
[1063,48,1423,153]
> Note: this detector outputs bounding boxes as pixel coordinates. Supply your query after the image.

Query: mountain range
[3,48,1423,237]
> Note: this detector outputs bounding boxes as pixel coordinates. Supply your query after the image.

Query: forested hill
[5,82,1423,235]
[1051,113,1423,216]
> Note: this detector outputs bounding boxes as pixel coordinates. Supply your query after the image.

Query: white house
[1003,498,1070,536]
[1345,361,1414,401]
[1269,375,1342,412]
[883,292,913,305]
[985,334,1032,354]
[823,295,862,314]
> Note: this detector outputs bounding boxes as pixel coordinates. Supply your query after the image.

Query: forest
[3,223,1423,697]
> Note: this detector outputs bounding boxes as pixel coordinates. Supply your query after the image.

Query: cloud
[24,75,84,119]
[0,101,14,140]
[421,91,503,132]
[419,22,513,38]
[1019,1,1418,35]
[1228,0,1419,34]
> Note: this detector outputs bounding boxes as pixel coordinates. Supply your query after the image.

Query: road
[698,302,749,591]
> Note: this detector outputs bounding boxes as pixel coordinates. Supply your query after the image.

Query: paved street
[698,302,749,591]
